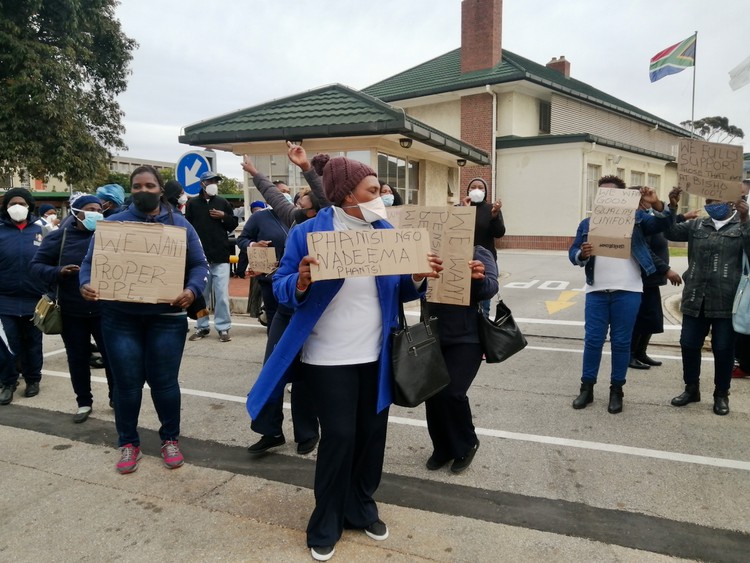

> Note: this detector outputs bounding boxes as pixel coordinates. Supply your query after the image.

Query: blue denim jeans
[0,315,42,386]
[197,262,231,332]
[101,311,187,447]
[680,312,734,393]
[581,291,642,385]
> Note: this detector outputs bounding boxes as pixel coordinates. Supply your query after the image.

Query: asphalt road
[1,251,749,562]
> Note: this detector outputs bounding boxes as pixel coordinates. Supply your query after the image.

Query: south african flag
[649,35,696,83]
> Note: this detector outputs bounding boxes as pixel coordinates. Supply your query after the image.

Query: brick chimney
[546,56,571,78]
[461,0,502,73]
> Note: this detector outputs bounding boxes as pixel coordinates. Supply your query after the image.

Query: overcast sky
[113,0,749,180]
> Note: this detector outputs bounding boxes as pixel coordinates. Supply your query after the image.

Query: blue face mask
[74,209,104,231]
[704,202,731,221]
[381,194,395,207]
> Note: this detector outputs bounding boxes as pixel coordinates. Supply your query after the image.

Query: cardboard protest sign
[388,206,476,305]
[307,228,431,282]
[678,138,744,201]
[247,246,278,274]
[90,221,186,303]
[588,188,641,259]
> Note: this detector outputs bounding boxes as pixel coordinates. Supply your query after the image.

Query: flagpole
[690,31,698,135]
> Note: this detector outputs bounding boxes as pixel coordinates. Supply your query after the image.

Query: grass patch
[669,247,688,257]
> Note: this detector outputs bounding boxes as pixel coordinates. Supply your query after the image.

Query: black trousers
[304,361,387,547]
[257,277,278,334]
[425,343,483,462]
[60,313,113,407]
[250,306,318,443]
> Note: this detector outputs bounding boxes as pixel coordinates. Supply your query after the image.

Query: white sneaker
[310,545,335,561]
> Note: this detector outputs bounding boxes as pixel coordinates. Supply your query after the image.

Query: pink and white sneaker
[116,444,142,474]
[161,440,184,469]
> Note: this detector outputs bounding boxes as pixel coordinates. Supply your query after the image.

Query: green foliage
[0,0,137,184]
[680,116,745,144]
[160,167,176,183]
[218,174,242,194]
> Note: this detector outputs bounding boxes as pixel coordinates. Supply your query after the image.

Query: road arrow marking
[545,290,578,314]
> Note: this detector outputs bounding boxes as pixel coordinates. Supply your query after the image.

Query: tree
[680,116,745,144]
[218,175,242,194]
[0,0,137,185]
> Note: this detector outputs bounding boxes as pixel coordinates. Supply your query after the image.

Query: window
[377,152,420,204]
[630,171,645,187]
[616,167,625,180]
[539,100,551,134]
[586,164,602,215]
[647,173,661,190]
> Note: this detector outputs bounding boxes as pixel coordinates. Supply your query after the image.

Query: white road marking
[41,348,738,471]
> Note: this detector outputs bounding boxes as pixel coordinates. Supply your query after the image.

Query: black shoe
[296,435,319,455]
[608,385,624,414]
[425,453,450,471]
[636,354,662,367]
[188,328,210,341]
[628,357,650,370]
[0,385,14,405]
[73,406,92,423]
[24,382,40,397]
[364,519,389,541]
[572,382,594,409]
[89,355,105,369]
[310,546,335,561]
[109,399,115,409]
[713,393,729,416]
[671,384,700,407]
[247,434,285,454]
[451,439,479,474]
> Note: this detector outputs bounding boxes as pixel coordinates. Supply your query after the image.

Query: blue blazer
[246,206,425,418]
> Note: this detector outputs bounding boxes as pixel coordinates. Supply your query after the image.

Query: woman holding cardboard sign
[247,154,442,561]
[569,176,673,414]
[79,165,208,475]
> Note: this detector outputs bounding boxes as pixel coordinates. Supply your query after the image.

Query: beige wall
[421,161,458,206]
[402,100,461,138]
[497,144,584,237]
[497,91,541,137]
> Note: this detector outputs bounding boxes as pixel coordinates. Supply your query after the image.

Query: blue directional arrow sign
[176,152,211,196]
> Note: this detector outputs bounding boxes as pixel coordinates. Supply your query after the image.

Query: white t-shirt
[586,256,643,294]
[301,207,383,366]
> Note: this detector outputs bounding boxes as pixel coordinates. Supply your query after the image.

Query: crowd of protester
[1,159,748,561]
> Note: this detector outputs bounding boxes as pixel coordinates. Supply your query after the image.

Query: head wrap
[1,187,36,215]
[311,154,377,206]
[96,184,125,206]
[38,204,55,216]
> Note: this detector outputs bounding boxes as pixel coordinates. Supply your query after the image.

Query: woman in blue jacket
[30,195,113,422]
[0,188,47,405]
[247,155,441,562]
[569,177,673,414]
[80,166,208,475]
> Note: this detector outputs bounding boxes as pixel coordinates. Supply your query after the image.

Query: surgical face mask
[469,188,485,203]
[704,202,731,221]
[45,213,57,222]
[177,194,188,205]
[381,194,394,207]
[73,209,104,231]
[7,204,29,222]
[204,183,218,197]
[132,191,161,213]
[355,195,388,223]
[282,192,293,204]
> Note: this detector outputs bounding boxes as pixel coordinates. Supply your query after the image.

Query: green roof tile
[363,49,690,137]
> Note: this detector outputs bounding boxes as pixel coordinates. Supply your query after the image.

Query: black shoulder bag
[391,298,451,407]
[477,299,527,363]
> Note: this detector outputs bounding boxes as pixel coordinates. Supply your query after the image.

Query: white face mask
[356,195,388,223]
[7,204,29,222]
[46,213,57,222]
[381,194,394,207]
[177,194,188,205]
[469,188,485,203]
[282,192,293,204]
[204,184,218,197]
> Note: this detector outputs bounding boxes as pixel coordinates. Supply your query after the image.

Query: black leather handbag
[391,298,451,407]
[477,300,527,363]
